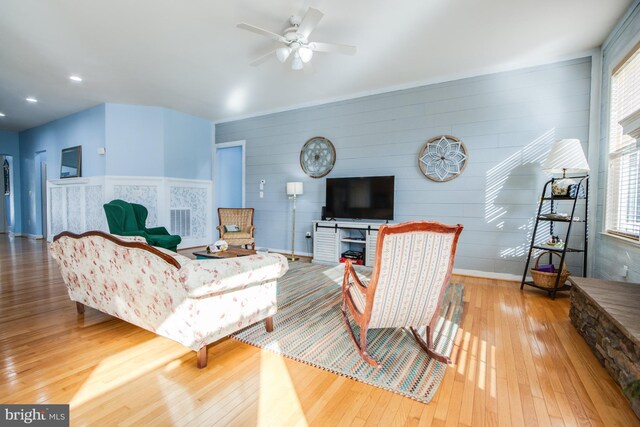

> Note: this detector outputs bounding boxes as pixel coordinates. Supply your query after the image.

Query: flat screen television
[325,176,394,220]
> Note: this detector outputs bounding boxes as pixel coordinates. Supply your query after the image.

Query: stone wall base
[570,286,640,419]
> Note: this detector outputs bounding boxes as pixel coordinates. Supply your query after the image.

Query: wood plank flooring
[0,235,638,426]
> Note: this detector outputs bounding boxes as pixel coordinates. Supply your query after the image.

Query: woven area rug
[232,262,464,403]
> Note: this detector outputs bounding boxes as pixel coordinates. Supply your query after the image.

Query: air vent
[170,208,191,237]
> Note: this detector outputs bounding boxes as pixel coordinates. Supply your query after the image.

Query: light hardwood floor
[0,235,637,426]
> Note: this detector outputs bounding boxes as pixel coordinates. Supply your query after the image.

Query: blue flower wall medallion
[300,136,336,178]
[418,135,468,182]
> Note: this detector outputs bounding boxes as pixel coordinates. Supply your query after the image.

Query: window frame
[604,41,640,243]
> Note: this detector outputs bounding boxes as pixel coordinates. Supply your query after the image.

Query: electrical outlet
[305,231,312,238]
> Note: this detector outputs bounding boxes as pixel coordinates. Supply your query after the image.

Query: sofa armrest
[145,226,170,235]
[113,234,148,244]
[116,230,149,239]
[179,253,289,298]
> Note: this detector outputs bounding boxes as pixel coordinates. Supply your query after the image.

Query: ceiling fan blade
[249,47,278,66]
[309,42,357,55]
[237,23,287,43]
[297,8,323,39]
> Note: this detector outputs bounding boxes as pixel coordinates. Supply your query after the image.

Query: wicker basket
[530,251,570,289]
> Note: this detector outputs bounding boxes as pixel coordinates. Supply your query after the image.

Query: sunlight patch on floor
[454,327,495,395]
[322,264,346,284]
[69,337,190,409]
[258,345,308,427]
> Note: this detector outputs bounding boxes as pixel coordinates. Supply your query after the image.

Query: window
[606,45,640,240]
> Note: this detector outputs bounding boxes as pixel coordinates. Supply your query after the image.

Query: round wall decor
[300,136,336,178]
[418,135,468,182]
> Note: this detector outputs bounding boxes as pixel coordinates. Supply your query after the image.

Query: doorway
[0,155,6,234]
[40,161,47,238]
[214,141,245,234]
[34,151,47,238]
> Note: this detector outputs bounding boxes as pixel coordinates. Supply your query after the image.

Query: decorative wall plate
[418,135,468,182]
[300,136,336,178]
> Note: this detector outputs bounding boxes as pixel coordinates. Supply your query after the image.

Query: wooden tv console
[312,220,389,267]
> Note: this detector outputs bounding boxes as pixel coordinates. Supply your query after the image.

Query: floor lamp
[286,182,303,261]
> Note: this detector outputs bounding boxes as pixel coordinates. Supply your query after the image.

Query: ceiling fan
[237,8,357,71]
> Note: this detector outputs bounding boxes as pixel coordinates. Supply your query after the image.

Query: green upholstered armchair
[103,199,182,252]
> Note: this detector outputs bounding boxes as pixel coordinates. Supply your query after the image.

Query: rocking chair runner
[341,221,463,368]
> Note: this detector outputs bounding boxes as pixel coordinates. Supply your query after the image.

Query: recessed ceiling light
[0,112,5,117]
[69,75,83,82]
[26,97,38,103]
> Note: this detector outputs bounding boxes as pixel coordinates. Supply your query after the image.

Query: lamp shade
[286,182,303,196]
[542,139,590,175]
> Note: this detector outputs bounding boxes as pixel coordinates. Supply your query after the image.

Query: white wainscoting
[47,176,213,249]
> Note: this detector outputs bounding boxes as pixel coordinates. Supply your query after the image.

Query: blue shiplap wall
[216,58,592,276]
[594,0,640,282]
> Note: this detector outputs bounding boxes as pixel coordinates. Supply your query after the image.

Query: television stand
[312,220,390,267]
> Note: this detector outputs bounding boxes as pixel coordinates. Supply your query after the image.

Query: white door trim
[214,140,246,208]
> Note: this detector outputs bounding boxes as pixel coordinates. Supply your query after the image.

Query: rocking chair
[341,221,463,368]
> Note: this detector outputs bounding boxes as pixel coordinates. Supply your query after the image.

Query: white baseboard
[9,232,45,240]
[453,268,528,283]
[267,247,313,257]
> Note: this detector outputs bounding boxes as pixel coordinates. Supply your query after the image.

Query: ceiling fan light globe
[299,47,313,63]
[291,56,304,71]
[276,47,291,63]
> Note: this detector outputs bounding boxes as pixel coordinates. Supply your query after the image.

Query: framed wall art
[418,135,468,182]
[300,136,336,178]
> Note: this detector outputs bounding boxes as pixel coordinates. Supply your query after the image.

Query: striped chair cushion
[347,276,370,314]
[368,231,454,329]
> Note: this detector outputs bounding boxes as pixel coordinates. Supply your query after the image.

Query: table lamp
[543,139,590,196]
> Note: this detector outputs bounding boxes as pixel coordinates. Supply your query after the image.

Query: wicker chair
[217,208,255,249]
[341,221,463,368]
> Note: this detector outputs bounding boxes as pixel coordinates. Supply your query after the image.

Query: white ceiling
[0,0,632,132]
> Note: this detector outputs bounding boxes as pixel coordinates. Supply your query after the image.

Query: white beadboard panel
[593,3,640,283]
[167,179,213,248]
[47,176,212,249]
[217,58,592,276]
[112,184,159,227]
[66,187,83,233]
[85,185,108,232]
[46,177,106,240]
[49,187,65,237]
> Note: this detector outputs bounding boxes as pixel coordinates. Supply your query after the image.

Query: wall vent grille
[170,208,191,237]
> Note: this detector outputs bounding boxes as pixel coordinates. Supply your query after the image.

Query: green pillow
[224,224,240,232]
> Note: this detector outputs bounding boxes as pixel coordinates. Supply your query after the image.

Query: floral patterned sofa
[50,231,289,368]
